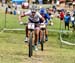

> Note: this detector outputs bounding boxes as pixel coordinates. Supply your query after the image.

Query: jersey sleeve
[45,14,50,20]
[36,12,42,18]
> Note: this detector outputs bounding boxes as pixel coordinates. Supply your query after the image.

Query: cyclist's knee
[35,30,40,36]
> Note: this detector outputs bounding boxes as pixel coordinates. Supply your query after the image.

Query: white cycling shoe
[34,46,38,51]
[24,37,28,42]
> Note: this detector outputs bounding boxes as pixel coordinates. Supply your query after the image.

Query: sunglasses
[32,12,36,13]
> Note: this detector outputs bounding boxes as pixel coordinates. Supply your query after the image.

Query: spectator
[5,7,8,14]
[52,4,56,13]
[56,0,59,6]
[32,0,36,4]
[46,8,54,26]
[22,2,29,9]
[71,13,75,31]
[38,0,43,4]
[64,12,71,30]
[8,5,12,14]
[60,9,65,21]
[13,8,17,15]
[2,0,5,7]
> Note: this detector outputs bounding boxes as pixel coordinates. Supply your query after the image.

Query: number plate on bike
[28,23,35,29]
[40,23,46,28]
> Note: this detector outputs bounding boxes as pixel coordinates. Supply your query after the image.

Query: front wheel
[29,33,33,57]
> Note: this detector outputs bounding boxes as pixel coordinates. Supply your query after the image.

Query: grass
[0,8,75,63]
[61,32,75,43]
[0,32,75,63]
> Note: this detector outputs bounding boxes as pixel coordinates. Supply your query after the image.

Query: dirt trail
[22,43,53,63]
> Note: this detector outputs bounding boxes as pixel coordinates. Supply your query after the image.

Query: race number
[28,23,35,29]
[40,23,46,28]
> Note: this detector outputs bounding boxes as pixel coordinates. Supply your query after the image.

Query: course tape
[3,28,72,32]
[3,28,75,45]
[60,34,75,45]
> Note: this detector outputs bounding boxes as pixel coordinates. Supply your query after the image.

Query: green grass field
[0,8,75,63]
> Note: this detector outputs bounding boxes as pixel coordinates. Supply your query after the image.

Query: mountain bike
[23,23,35,57]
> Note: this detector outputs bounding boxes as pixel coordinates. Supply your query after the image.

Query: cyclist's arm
[18,10,31,22]
[46,14,50,20]
[18,13,25,22]
[37,12,45,23]
[40,17,45,23]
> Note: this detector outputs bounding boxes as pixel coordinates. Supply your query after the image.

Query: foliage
[62,32,75,43]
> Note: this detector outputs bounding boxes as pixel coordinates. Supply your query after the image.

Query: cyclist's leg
[45,25,48,41]
[40,29,43,41]
[26,25,28,37]
[67,23,69,30]
[35,27,40,50]
[65,22,66,30]
[35,27,40,45]
[24,25,28,42]
[73,24,75,32]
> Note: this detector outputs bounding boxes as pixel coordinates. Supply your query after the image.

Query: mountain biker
[18,5,45,51]
[39,8,50,41]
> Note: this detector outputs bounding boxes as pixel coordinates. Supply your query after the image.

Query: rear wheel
[41,30,44,51]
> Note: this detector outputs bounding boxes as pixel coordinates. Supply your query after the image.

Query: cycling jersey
[24,10,42,23]
[40,13,50,24]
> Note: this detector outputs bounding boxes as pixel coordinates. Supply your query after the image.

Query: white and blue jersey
[40,9,50,24]
[40,13,50,25]
[39,8,50,25]
[24,10,42,23]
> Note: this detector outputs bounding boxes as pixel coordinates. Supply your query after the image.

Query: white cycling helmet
[29,4,38,12]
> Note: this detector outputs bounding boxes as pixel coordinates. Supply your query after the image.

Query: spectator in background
[56,0,59,6]
[38,0,43,4]
[5,7,8,14]
[64,12,71,30]
[60,9,65,21]
[46,8,52,16]
[32,0,36,4]
[71,13,75,31]
[13,7,17,15]
[2,0,5,7]
[8,5,12,14]
[22,2,29,9]
[46,8,54,25]
[52,4,56,13]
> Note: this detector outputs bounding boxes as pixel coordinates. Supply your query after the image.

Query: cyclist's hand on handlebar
[41,22,45,25]
[19,21,24,25]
